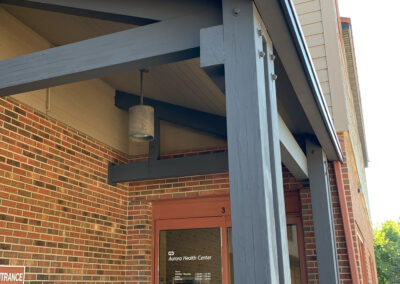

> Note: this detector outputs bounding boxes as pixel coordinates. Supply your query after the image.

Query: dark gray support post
[223,0,279,282]
[148,114,160,161]
[306,140,340,284]
[263,33,291,283]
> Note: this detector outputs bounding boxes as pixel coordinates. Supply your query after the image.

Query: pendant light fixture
[128,69,154,142]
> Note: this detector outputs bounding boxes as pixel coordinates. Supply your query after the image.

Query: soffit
[2,4,134,45]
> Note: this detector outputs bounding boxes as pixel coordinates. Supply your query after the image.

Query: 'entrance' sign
[0,266,25,284]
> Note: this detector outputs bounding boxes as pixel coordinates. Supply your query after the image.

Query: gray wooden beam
[200,25,225,93]
[0,13,220,97]
[1,0,221,25]
[261,25,291,283]
[278,115,308,180]
[200,25,224,68]
[108,152,228,183]
[223,1,279,282]
[306,140,340,284]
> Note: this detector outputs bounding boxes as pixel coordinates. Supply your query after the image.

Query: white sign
[0,266,25,284]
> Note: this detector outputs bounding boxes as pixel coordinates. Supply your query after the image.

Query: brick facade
[0,97,375,283]
[298,165,352,283]
[338,132,377,283]
[0,97,129,283]
[297,133,376,284]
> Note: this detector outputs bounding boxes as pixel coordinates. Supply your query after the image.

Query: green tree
[374,219,400,283]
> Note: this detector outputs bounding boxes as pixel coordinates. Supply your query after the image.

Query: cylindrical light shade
[128,104,154,142]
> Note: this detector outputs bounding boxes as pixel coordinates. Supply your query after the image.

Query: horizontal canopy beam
[108,152,228,184]
[115,91,227,138]
[2,0,221,25]
[0,13,220,97]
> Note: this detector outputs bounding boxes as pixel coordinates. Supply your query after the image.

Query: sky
[337,0,400,225]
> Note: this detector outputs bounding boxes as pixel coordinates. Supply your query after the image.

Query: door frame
[152,196,231,284]
[286,214,308,284]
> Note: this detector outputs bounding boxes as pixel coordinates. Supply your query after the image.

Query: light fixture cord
[140,69,144,105]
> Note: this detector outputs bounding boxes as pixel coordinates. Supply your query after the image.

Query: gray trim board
[223,1,279,282]
[306,140,340,284]
[108,152,228,184]
[0,13,220,97]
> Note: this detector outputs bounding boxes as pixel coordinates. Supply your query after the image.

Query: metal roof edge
[280,0,343,162]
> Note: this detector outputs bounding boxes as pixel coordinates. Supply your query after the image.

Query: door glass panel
[287,224,301,284]
[159,228,222,284]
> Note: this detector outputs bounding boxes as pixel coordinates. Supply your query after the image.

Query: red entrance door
[153,196,232,284]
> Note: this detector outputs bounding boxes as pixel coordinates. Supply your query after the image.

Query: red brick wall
[288,165,352,283]
[0,97,129,283]
[338,132,376,283]
[0,96,376,284]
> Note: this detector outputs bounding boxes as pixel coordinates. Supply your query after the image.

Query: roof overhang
[0,0,343,161]
[255,0,343,161]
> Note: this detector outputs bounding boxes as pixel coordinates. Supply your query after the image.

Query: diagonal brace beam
[0,13,220,97]
[278,115,308,180]
[2,0,221,25]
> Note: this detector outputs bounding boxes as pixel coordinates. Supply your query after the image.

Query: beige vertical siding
[294,0,370,217]
[293,0,332,115]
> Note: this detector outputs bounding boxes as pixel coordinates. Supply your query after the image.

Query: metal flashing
[280,0,343,162]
